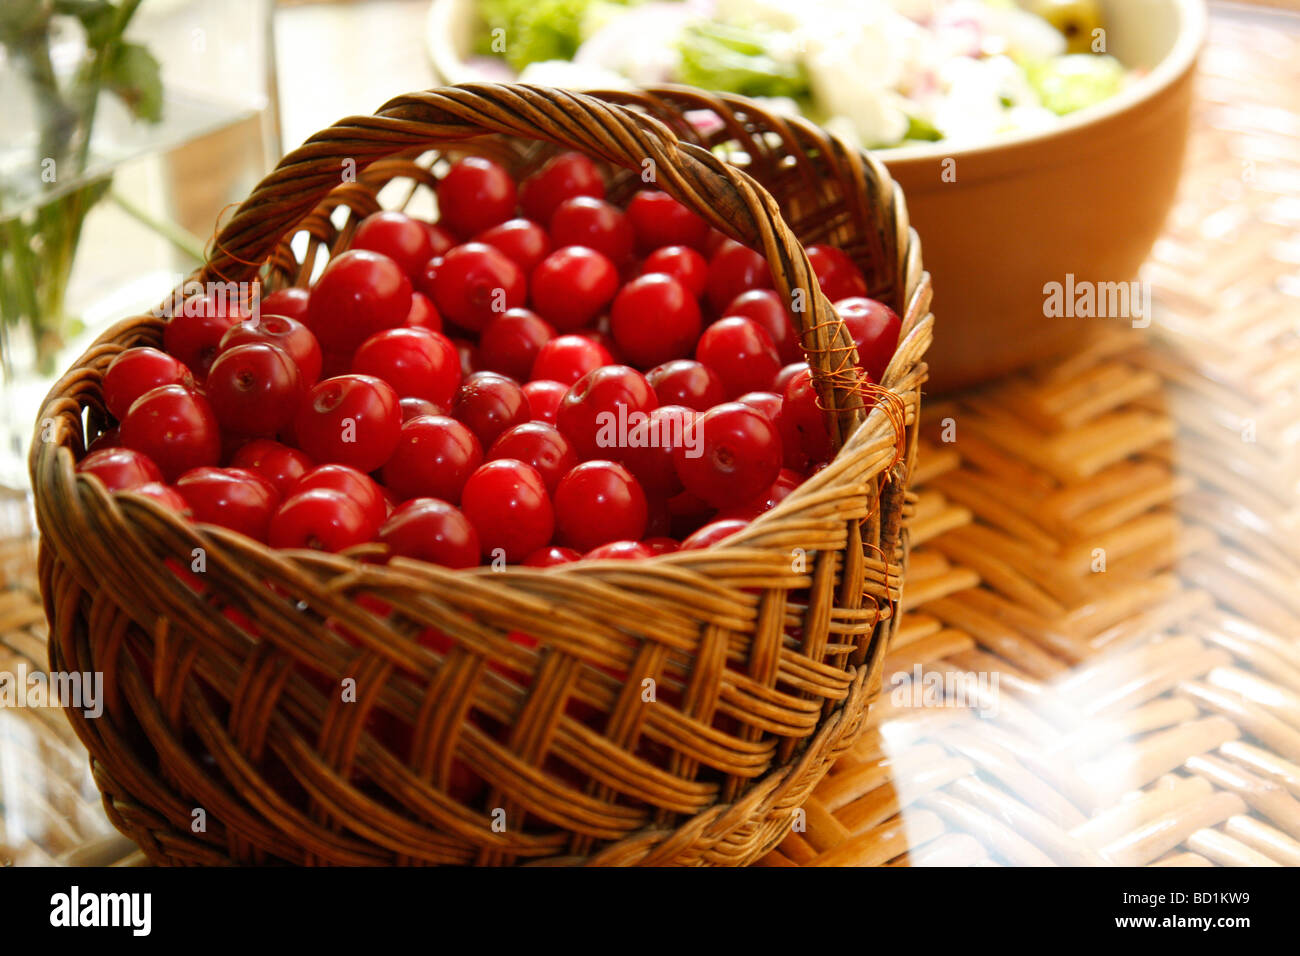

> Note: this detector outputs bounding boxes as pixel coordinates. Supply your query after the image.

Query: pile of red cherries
[78,151,901,568]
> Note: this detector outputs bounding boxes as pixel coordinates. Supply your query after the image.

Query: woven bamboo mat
[2,5,1298,868]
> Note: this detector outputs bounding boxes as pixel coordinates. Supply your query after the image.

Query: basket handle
[200,83,866,444]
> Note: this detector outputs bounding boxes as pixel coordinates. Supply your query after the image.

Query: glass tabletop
[1,1,1298,868]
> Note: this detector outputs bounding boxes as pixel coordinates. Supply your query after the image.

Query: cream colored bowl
[427,0,1208,392]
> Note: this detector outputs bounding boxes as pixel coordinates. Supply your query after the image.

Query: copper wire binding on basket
[31,84,933,866]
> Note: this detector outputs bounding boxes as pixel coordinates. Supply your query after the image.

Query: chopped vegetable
[675,22,810,101]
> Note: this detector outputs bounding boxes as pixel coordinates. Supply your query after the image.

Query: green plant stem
[108,189,206,263]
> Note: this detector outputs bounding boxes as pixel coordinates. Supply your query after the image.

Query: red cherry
[775,362,807,394]
[130,482,192,516]
[522,379,568,424]
[520,152,605,225]
[120,385,222,481]
[305,250,412,357]
[398,396,444,421]
[529,246,619,332]
[381,415,482,504]
[260,288,310,322]
[680,518,749,550]
[206,343,305,437]
[616,404,695,498]
[487,422,577,494]
[380,498,480,568]
[553,461,647,553]
[645,359,725,411]
[523,545,581,567]
[428,242,526,332]
[164,293,248,381]
[643,536,680,555]
[555,364,658,460]
[230,439,313,497]
[451,371,530,447]
[474,218,552,274]
[583,540,654,561]
[550,197,634,266]
[293,374,401,472]
[625,190,710,253]
[220,313,323,385]
[403,292,442,333]
[717,467,803,521]
[268,488,375,551]
[103,347,194,420]
[736,390,784,426]
[834,296,902,383]
[479,309,555,382]
[351,326,461,406]
[350,211,436,276]
[672,402,781,508]
[77,447,163,491]
[437,157,518,236]
[175,466,280,541]
[725,289,802,364]
[529,334,612,385]
[460,459,554,563]
[807,245,868,303]
[705,240,772,314]
[781,367,835,468]
[294,463,388,530]
[695,316,781,398]
[419,221,456,257]
[640,245,708,297]
[609,273,702,369]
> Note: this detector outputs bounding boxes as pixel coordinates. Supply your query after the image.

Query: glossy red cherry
[616,404,695,498]
[399,396,444,421]
[293,374,401,472]
[450,371,530,447]
[487,422,577,494]
[260,288,310,322]
[103,347,194,420]
[705,240,772,313]
[437,156,517,236]
[163,293,249,382]
[120,385,222,481]
[175,466,280,541]
[460,459,554,563]
[775,362,807,394]
[474,218,552,274]
[229,439,313,497]
[350,211,436,276]
[695,316,781,398]
[625,190,710,253]
[672,402,781,508]
[403,291,442,332]
[305,250,412,357]
[780,367,835,467]
[268,488,375,552]
[550,197,634,266]
[717,467,803,521]
[529,246,619,332]
[479,309,555,381]
[522,545,582,567]
[519,151,605,225]
[419,221,456,257]
[521,379,567,424]
[643,536,680,555]
[77,447,164,491]
[807,244,868,303]
[380,498,480,568]
[724,289,801,364]
[645,359,725,411]
[640,245,708,297]
[294,463,388,530]
[529,334,612,385]
[205,343,305,437]
[555,364,658,460]
[130,482,192,516]
[610,273,702,369]
[553,461,647,553]
[427,242,526,332]
[351,326,461,406]
[834,296,903,383]
[735,390,784,426]
[680,518,749,550]
[583,540,654,561]
[220,313,323,385]
[381,414,482,503]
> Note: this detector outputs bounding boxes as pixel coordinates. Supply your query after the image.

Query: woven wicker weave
[28,85,931,866]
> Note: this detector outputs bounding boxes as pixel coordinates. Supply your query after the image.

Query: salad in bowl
[449,0,1133,151]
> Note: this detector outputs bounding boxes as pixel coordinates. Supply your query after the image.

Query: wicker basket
[31,84,932,866]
